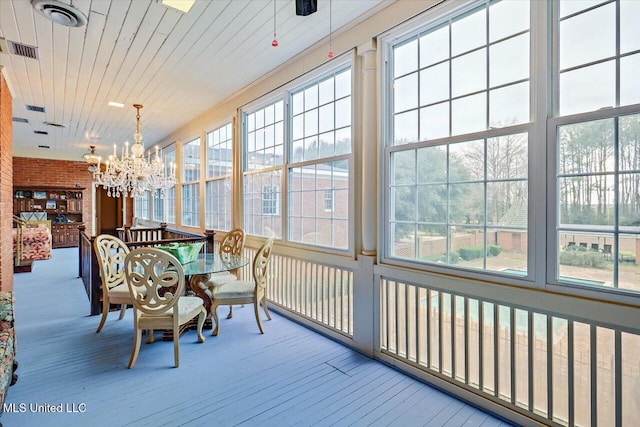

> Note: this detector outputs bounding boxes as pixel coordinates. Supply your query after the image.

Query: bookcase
[13,187,85,248]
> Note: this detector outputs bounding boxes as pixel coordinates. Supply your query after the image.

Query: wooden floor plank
[3,248,510,426]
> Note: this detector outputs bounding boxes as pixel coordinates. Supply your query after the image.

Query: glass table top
[180,254,249,276]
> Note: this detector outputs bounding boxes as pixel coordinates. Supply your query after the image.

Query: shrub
[487,245,502,257]
[459,246,484,261]
[458,245,502,261]
[559,249,606,268]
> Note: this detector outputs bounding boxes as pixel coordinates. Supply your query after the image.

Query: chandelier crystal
[90,104,176,198]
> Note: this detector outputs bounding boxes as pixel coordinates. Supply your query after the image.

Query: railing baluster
[615,330,622,427]
[494,304,499,398]
[439,291,443,374]
[511,307,516,405]
[479,300,484,392]
[568,320,574,427]
[591,324,597,426]
[528,310,534,413]
[547,315,553,421]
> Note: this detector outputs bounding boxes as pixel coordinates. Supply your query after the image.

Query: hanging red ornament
[272,39,279,47]
[327,50,334,58]
[271,0,278,48]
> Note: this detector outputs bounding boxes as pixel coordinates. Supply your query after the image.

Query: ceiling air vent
[12,117,29,123]
[26,105,46,113]
[44,121,66,128]
[32,0,87,28]
[34,130,49,135]
[7,40,39,59]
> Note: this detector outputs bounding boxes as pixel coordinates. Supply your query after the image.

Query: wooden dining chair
[205,228,245,319]
[94,234,132,333]
[124,247,206,368]
[209,238,274,336]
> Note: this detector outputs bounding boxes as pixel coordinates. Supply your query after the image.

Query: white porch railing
[228,235,639,426]
[379,277,640,427]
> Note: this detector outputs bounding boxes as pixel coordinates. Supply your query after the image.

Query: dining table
[185,253,250,324]
[160,253,249,340]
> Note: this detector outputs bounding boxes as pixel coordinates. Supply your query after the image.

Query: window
[553,0,640,294]
[262,184,279,215]
[205,123,233,231]
[386,0,530,274]
[134,192,149,220]
[182,138,200,227]
[288,68,351,249]
[243,100,284,238]
[324,189,334,212]
[152,146,176,223]
[242,62,353,249]
[164,147,176,224]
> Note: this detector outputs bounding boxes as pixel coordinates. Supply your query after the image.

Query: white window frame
[205,121,233,231]
[380,0,536,287]
[240,54,355,254]
[181,137,201,228]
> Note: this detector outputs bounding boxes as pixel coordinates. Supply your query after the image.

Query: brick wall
[0,73,13,292]
[13,157,94,237]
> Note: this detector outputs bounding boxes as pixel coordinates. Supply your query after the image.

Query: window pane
[490,82,530,127]
[420,103,450,141]
[182,138,200,183]
[558,119,615,175]
[619,234,639,292]
[246,101,285,170]
[417,184,447,222]
[558,231,614,288]
[619,173,640,232]
[394,39,418,77]
[452,49,486,98]
[489,0,529,42]
[207,123,232,179]
[452,92,486,135]
[420,62,449,106]
[394,73,419,112]
[288,161,349,249]
[451,7,486,56]
[243,171,281,238]
[487,133,528,179]
[181,183,199,227]
[620,114,640,171]
[559,2,615,70]
[490,33,529,87]
[620,53,640,107]
[559,61,616,115]
[395,110,419,144]
[620,0,640,54]
[205,178,232,231]
[419,25,449,68]
[417,145,447,183]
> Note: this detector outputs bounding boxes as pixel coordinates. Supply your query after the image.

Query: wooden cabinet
[14,187,84,248]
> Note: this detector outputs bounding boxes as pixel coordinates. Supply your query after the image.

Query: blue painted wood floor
[3,248,512,427]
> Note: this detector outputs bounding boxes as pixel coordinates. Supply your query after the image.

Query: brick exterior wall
[0,73,13,292]
[13,157,94,237]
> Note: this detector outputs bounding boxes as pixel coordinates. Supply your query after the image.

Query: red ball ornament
[327,50,334,59]
[272,39,279,47]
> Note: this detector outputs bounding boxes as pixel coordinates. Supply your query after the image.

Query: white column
[357,40,377,256]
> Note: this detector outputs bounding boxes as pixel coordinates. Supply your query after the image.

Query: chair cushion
[205,272,237,287]
[107,283,130,298]
[177,296,204,317]
[212,280,255,299]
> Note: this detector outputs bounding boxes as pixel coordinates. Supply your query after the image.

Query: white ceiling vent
[32,0,87,28]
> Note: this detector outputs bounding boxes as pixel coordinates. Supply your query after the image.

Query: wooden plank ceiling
[0,0,385,161]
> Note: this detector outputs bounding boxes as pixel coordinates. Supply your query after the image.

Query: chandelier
[89,104,176,198]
